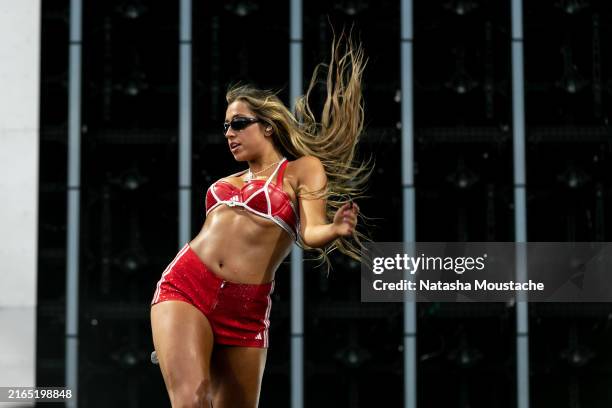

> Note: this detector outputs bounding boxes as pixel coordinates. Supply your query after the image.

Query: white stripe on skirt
[262,280,275,347]
[152,243,190,304]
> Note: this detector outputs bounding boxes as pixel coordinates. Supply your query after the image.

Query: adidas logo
[255,332,262,340]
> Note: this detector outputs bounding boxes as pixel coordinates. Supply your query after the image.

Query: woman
[150,31,370,407]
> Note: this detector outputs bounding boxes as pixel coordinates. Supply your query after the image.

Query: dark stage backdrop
[38,0,612,407]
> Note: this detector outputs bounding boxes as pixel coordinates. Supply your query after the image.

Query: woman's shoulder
[288,155,325,174]
[286,156,326,188]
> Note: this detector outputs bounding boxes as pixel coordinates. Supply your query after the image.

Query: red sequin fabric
[151,243,275,348]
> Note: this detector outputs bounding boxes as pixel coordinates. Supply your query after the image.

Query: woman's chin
[230,150,248,161]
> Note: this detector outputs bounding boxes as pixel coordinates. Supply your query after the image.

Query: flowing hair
[225,29,373,270]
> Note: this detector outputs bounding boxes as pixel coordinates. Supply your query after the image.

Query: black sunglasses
[223,117,261,135]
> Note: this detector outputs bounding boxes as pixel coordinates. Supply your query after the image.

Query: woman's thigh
[211,345,268,408]
[150,300,215,406]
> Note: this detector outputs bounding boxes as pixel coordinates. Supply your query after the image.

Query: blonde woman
[150,31,370,407]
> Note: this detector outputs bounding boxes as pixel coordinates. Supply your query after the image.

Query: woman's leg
[151,300,215,408]
[211,346,268,408]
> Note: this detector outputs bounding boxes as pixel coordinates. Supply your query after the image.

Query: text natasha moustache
[373,279,545,291]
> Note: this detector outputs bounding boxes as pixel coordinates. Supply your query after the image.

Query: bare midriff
[189,204,294,285]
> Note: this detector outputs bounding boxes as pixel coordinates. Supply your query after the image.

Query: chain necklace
[245,158,283,182]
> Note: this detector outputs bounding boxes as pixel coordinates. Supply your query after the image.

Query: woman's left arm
[296,156,359,248]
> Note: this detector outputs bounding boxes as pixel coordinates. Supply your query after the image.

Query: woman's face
[224,100,269,161]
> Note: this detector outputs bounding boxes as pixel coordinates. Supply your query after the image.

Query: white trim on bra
[206,158,301,242]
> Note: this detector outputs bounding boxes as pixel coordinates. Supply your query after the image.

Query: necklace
[245,158,283,182]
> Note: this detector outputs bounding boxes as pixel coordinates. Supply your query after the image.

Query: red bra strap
[276,160,288,185]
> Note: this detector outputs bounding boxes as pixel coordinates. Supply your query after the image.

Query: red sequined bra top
[205,158,300,242]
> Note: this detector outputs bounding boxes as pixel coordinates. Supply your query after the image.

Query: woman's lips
[230,142,241,152]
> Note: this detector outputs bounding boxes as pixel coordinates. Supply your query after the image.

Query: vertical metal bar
[511,0,529,407]
[401,0,416,407]
[290,249,303,408]
[179,0,192,246]
[66,0,82,406]
[290,0,303,407]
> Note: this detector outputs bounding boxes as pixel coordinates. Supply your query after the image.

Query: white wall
[0,0,40,404]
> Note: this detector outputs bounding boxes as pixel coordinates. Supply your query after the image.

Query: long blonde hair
[225,29,373,270]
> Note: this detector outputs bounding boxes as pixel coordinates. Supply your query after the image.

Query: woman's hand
[333,201,360,237]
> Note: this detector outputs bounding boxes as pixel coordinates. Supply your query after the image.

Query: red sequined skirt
[151,243,275,348]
